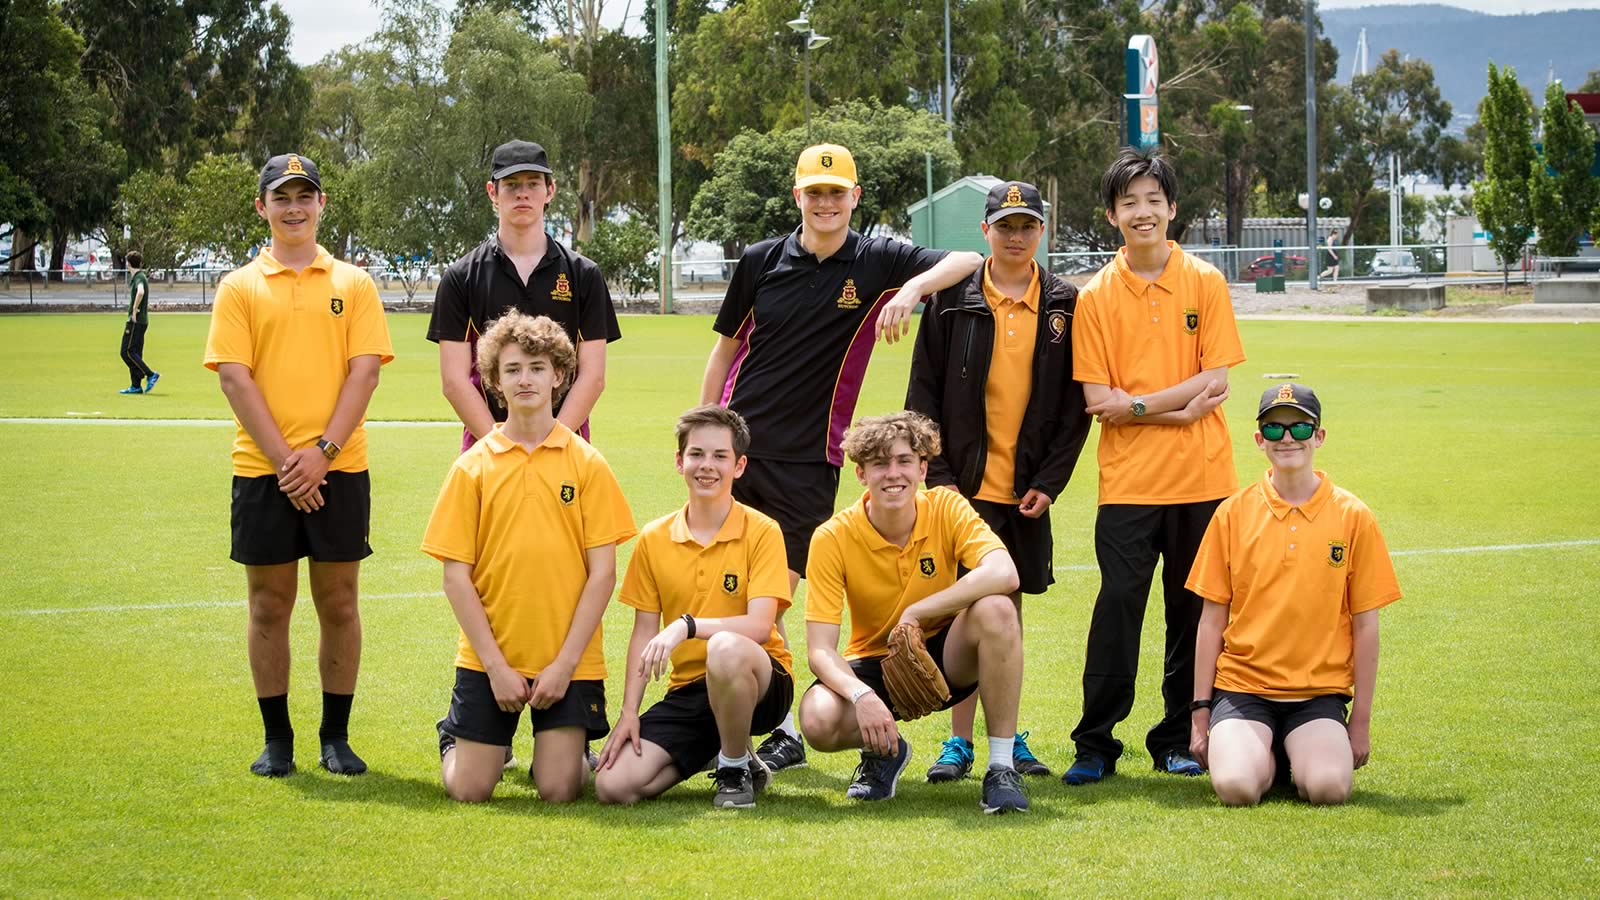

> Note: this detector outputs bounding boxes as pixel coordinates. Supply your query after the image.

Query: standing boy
[119,250,159,394]
[798,412,1031,814]
[1187,383,1401,805]
[594,405,794,810]
[701,144,983,771]
[422,312,635,803]
[429,140,621,451]
[906,180,1092,781]
[1065,148,1246,785]
[204,153,394,777]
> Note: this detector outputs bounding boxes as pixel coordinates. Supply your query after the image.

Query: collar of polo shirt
[1260,469,1333,521]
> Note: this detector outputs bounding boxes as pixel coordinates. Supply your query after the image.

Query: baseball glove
[881,621,951,720]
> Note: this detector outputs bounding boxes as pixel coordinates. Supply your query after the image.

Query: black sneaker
[318,739,368,775]
[755,730,807,771]
[749,754,771,794]
[712,764,756,809]
[1012,730,1051,777]
[250,739,295,778]
[981,766,1030,814]
[845,737,912,802]
[926,736,974,783]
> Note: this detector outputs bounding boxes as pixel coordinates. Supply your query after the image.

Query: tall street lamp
[787,16,830,142]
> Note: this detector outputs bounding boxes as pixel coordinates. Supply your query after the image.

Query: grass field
[2,311,1598,896]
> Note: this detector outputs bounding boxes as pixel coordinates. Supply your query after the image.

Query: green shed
[909,175,1050,267]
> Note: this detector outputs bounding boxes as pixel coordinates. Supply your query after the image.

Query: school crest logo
[1183,307,1198,335]
[837,278,861,310]
[551,273,573,303]
[559,481,576,505]
[918,554,937,578]
[1328,541,1348,568]
[1001,184,1026,208]
[285,155,306,176]
[821,153,834,168]
[722,573,739,594]
[330,297,344,317]
[1047,310,1068,344]
[1276,383,1297,403]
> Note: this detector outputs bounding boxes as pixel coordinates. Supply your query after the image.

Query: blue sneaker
[1156,748,1204,776]
[118,385,143,394]
[926,736,974,783]
[1013,731,1051,777]
[1062,754,1114,786]
[846,737,912,801]
[981,766,1030,814]
[144,372,160,393]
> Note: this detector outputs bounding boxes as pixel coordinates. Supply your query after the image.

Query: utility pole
[1305,0,1320,290]
[655,0,672,312]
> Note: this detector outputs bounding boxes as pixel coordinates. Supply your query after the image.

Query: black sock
[258,694,293,744]
[320,691,354,743]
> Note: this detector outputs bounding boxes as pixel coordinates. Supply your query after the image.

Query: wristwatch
[1130,396,1148,417]
[317,438,342,461]
[1188,698,1213,712]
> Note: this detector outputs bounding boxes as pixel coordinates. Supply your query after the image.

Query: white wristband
[848,686,873,704]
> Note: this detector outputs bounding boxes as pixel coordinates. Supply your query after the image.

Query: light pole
[787,17,831,143]
[943,0,953,141]
[1305,0,1320,290]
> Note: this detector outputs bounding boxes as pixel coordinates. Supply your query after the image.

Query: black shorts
[731,457,838,575]
[230,470,373,566]
[969,498,1054,596]
[440,667,610,746]
[639,655,794,778]
[1212,688,1349,776]
[835,625,978,721]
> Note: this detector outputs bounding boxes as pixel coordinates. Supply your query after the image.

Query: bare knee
[313,592,360,629]
[593,771,640,806]
[1211,770,1267,807]
[972,594,1019,638]
[705,631,760,678]
[536,774,583,804]
[1297,767,1352,805]
[248,588,295,629]
[798,689,847,752]
[443,772,497,804]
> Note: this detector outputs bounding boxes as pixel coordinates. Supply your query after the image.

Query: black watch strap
[1189,698,1213,712]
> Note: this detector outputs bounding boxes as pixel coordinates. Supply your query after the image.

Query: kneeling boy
[421,312,637,803]
[594,405,794,809]
[1186,383,1401,806]
[798,411,1030,814]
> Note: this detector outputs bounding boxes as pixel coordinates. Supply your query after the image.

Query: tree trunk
[49,224,68,282]
[1047,176,1059,253]
[7,230,38,272]
[575,156,597,244]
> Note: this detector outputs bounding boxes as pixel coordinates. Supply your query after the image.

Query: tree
[686,100,958,251]
[177,154,264,265]
[1473,63,1537,288]
[1529,81,1599,258]
[578,218,657,300]
[101,170,189,270]
[34,85,126,277]
[1579,70,1600,95]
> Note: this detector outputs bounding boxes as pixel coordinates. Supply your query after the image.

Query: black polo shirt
[428,234,621,441]
[712,228,944,466]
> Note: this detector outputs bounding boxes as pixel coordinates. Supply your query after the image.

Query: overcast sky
[279,0,1600,66]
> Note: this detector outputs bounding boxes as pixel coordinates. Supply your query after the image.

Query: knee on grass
[1295,766,1352,805]
[1211,769,1270,807]
[535,772,584,804]
[593,771,645,806]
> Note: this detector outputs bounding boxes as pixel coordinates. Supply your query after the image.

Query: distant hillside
[1323,5,1600,122]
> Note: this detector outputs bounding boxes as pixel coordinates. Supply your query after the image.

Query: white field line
[0,417,457,427]
[7,539,1597,617]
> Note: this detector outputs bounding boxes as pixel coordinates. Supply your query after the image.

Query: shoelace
[988,767,1025,794]
[710,766,749,791]
[935,738,973,766]
[1013,730,1039,762]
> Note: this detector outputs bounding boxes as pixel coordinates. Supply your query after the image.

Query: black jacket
[905,266,1091,501]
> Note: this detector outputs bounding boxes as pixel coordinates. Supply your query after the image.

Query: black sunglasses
[1260,421,1317,441]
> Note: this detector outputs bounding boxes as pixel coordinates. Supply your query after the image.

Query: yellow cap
[794,144,858,189]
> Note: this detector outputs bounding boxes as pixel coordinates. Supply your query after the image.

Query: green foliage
[107,169,189,270]
[1473,63,1537,273]
[686,100,958,250]
[1529,82,1599,257]
[0,0,87,238]
[177,154,265,265]
[578,218,658,300]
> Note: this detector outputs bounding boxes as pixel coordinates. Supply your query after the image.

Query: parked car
[1240,254,1308,281]
[1368,249,1421,277]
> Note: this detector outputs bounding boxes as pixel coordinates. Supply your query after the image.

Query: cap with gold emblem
[1257,382,1321,423]
[258,153,323,194]
[794,144,858,190]
[984,181,1045,224]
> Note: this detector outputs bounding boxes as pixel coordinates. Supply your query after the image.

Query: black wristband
[681,614,696,640]
[1189,698,1213,712]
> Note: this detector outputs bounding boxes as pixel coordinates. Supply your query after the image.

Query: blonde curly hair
[841,411,942,466]
[475,310,577,404]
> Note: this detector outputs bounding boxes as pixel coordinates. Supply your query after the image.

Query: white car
[1369,249,1421,277]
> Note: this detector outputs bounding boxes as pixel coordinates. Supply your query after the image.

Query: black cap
[491,140,553,180]
[258,153,322,193]
[1258,382,1322,422]
[984,181,1046,224]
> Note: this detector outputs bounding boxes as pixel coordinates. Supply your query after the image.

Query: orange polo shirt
[806,488,1007,659]
[203,246,395,477]
[1185,471,1402,697]
[619,501,793,690]
[421,422,637,680]
[1072,242,1245,505]
[975,260,1039,504]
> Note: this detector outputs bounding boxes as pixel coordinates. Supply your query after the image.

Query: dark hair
[1100,147,1178,211]
[675,404,751,458]
[494,173,554,190]
[126,250,143,269]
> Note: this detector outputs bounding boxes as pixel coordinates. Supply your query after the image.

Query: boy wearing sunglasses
[1184,383,1402,806]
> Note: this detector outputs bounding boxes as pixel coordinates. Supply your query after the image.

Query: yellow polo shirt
[421,423,638,680]
[806,488,1006,659]
[619,502,793,690]
[1185,471,1402,697]
[203,246,394,477]
[976,259,1039,504]
[1072,242,1245,505]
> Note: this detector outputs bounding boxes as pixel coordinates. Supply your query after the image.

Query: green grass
[2,312,1599,895]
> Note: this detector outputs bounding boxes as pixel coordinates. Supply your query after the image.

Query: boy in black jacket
[905,180,1091,783]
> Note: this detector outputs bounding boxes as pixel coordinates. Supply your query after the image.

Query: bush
[580,218,658,300]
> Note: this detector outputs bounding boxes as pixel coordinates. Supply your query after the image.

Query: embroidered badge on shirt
[722,573,739,594]
[559,481,576,504]
[1184,307,1198,335]
[837,278,861,310]
[918,554,937,578]
[330,297,344,317]
[551,272,573,302]
[1328,541,1347,568]
[1048,310,1068,344]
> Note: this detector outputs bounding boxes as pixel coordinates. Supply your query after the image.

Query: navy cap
[259,153,322,193]
[1257,382,1321,422]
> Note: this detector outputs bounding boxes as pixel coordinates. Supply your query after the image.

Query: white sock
[718,751,751,769]
[988,735,1014,771]
[776,712,798,738]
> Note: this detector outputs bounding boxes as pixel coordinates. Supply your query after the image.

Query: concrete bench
[1366,282,1444,313]
[1533,278,1600,304]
